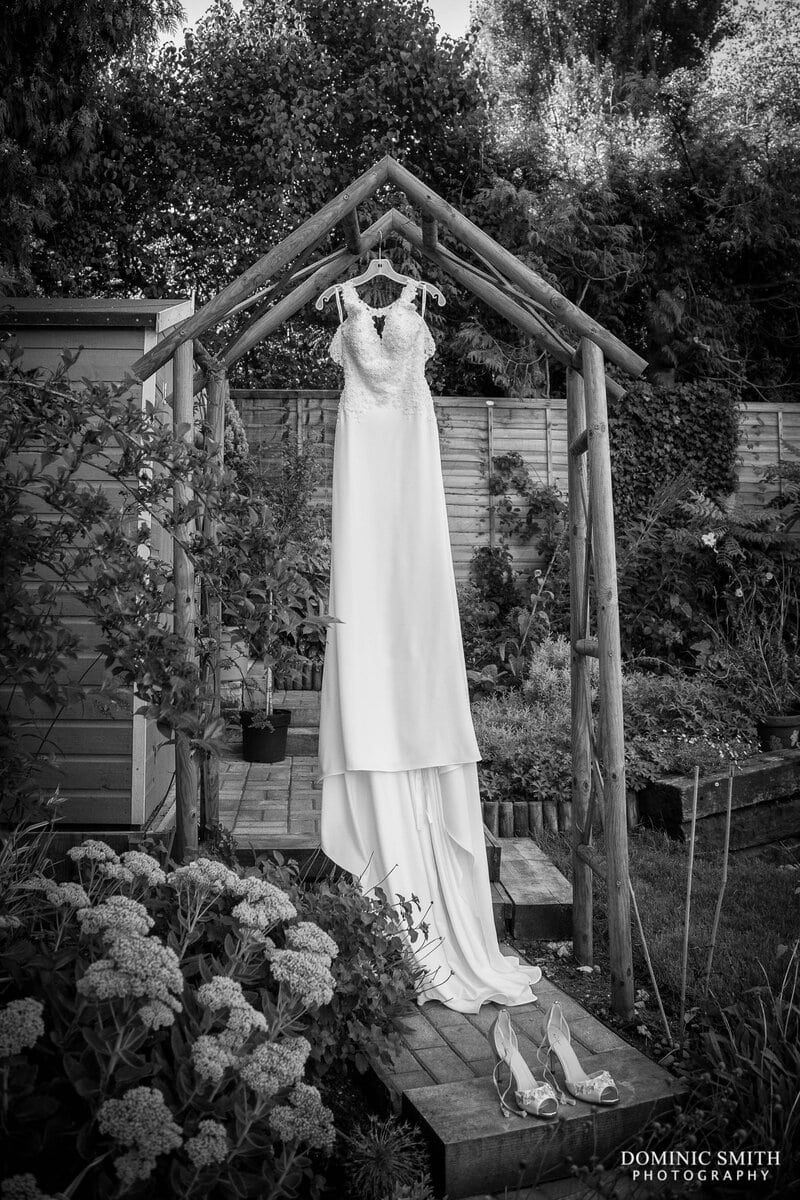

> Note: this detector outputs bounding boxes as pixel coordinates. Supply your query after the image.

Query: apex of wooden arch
[131,155,647,390]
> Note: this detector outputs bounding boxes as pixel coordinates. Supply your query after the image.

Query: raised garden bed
[636,748,800,851]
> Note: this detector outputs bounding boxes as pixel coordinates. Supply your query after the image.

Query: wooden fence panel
[233,391,800,583]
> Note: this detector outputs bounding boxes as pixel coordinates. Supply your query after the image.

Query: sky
[176,0,472,38]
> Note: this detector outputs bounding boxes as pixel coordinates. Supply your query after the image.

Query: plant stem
[679,766,699,1046]
[703,763,734,1001]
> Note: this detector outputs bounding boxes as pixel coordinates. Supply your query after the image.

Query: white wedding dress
[319,280,541,1012]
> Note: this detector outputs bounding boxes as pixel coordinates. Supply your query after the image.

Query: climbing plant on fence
[0,342,328,820]
[608,377,740,525]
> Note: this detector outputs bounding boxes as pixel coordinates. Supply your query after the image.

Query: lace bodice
[329,280,436,419]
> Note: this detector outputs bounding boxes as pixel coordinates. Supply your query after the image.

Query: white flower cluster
[67,839,118,864]
[230,874,297,933]
[269,1082,336,1152]
[96,862,135,884]
[197,975,268,1048]
[167,858,241,894]
[77,930,183,1028]
[190,1034,238,1084]
[78,895,154,938]
[120,850,167,887]
[238,1035,311,1099]
[284,921,339,962]
[0,1175,53,1200]
[20,875,90,910]
[184,1119,229,1168]
[0,997,45,1058]
[98,1086,182,1187]
[269,948,335,1009]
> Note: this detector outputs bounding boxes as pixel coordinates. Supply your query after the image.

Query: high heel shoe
[538,1001,620,1106]
[489,1008,559,1120]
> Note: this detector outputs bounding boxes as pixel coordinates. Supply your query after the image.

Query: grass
[539,824,799,1009]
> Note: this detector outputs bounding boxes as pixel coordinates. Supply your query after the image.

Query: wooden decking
[372,973,686,1199]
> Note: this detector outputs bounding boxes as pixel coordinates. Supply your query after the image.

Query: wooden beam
[172,337,199,861]
[386,157,647,378]
[569,429,589,457]
[339,208,363,255]
[582,337,634,1019]
[130,156,391,383]
[221,211,396,369]
[567,368,593,967]
[391,210,625,401]
[422,214,439,250]
[574,637,599,657]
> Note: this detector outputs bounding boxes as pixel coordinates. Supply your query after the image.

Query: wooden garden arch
[131,156,648,1019]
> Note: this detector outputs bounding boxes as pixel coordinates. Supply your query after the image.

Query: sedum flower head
[285,921,339,962]
[167,857,241,895]
[77,931,183,1024]
[239,1035,311,1099]
[269,948,335,1009]
[184,1119,229,1168]
[97,861,135,884]
[78,895,153,938]
[120,850,167,887]
[0,1175,53,1200]
[67,839,119,864]
[197,975,267,1048]
[113,1149,158,1189]
[0,997,45,1058]
[137,998,179,1030]
[232,895,297,933]
[98,1086,182,1156]
[191,1034,237,1084]
[20,877,90,910]
[269,1082,336,1152]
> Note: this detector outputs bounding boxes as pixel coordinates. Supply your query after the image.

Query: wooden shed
[2,297,193,831]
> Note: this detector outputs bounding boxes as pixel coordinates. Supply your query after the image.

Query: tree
[0,0,184,287]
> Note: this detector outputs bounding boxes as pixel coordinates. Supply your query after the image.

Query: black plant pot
[756,712,800,752]
[240,708,292,763]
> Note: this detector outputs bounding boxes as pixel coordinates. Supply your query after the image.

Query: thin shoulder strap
[421,286,427,319]
[335,288,344,323]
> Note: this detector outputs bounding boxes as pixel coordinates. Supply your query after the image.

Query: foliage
[467,1,800,400]
[0,347,328,818]
[700,562,800,718]
[0,825,340,1197]
[341,1115,433,1200]
[262,857,429,1078]
[234,441,330,719]
[0,822,426,1197]
[472,636,756,808]
[613,470,800,666]
[0,0,184,287]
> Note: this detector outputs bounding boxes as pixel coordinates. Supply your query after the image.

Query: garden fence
[233,390,800,581]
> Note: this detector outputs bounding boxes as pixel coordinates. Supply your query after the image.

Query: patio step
[369,973,686,1199]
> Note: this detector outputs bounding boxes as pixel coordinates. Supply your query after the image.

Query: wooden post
[567,367,593,967]
[422,214,439,250]
[173,338,199,860]
[200,360,226,836]
[581,337,634,1019]
[339,208,363,255]
[486,400,495,548]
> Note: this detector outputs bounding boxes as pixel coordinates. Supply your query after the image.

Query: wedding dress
[319,280,541,1013]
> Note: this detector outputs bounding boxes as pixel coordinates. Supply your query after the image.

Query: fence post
[566,368,593,966]
[172,338,199,861]
[200,361,227,836]
[581,337,634,1019]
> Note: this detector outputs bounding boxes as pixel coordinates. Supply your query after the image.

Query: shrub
[473,637,757,808]
[0,823,424,1198]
